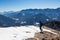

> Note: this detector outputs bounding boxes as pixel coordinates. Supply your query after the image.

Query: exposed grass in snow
[26,31,60,40]
[26,26,60,40]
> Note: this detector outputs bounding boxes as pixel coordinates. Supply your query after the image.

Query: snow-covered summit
[0,26,57,40]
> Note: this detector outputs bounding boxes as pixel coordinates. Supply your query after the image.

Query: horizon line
[0,7,60,12]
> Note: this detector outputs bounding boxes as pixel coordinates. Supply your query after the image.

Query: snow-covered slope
[0,26,57,40]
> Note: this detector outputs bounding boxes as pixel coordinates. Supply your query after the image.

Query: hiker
[39,21,43,33]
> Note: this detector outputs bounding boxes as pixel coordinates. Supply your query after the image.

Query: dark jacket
[39,21,43,27]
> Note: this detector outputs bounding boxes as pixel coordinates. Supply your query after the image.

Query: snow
[0,26,39,40]
[0,26,57,40]
[43,29,57,34]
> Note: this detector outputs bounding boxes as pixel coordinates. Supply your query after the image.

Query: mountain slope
[0,14,15,27]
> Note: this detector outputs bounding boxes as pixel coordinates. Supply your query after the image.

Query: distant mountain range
[3,8,60,21]
[0,8,60,27]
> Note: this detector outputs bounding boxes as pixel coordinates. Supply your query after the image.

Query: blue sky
[0,0,60,12]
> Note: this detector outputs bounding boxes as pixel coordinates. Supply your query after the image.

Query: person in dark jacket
[39,21,43,33]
